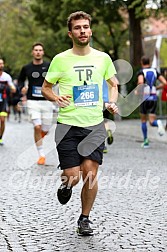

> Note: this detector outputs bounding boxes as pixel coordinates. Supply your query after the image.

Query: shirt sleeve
[45,57,60,85]
[18,66,27,89]
[104,55,117,80]
[7,74,15,89]
[156,70,161,78]
[137,69,144,77]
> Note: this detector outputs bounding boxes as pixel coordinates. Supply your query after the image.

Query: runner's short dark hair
[67,11,91,31]
[32,42,44,50]
[141,56,150,65]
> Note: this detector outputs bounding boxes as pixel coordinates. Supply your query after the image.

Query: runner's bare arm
[156,75,167,90]
[10,85,16,93]
[8,77,16,93]
[42,80,72,108]
[106,76,119,114]
[137,74,144,85]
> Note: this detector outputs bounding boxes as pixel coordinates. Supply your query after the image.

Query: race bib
[32,86,43,97]
[73,84,99,107]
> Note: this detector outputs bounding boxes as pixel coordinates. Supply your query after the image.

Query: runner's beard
[73,36,91,47]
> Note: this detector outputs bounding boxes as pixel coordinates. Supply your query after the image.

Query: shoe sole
[76,228,94,236]
[143,146,149,148]
[57,188,72,205]
[141,145,149,148]
[103,150,108,153]
[107,130,113,145]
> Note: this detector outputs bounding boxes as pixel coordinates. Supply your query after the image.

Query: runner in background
[137,56,166,148]
[0,58,16,145]
[18,42,53,165]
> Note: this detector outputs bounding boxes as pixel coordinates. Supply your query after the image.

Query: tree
[118,0,167,66]
[0,0,53,76]
[1,0,166,75]
[31,0,128,61]
[122,0,145,66]
[31,0,167,67]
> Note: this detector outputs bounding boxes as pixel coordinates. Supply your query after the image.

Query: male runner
[42,11,119,235]
[0,58,16,145]
[137,56,166,148]
[18,43,53,165]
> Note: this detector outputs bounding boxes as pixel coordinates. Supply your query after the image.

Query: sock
[151,120,158,127]
[79,214,89,220]
[37,146,45,157]
[141,122,147,140]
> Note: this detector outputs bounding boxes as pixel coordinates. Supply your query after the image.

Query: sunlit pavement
[0,115,167,251]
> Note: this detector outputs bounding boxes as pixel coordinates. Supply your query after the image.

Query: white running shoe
[157,120,165,136]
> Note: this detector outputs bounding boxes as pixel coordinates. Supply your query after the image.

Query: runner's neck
[71,45,92,56]
[33,59,44,65]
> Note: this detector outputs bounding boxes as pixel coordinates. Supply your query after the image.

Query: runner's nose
[80,27,85,33]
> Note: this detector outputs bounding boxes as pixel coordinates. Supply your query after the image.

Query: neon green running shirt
[45,48,116,127]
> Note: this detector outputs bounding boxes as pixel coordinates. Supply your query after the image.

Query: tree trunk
[128,8,144,67]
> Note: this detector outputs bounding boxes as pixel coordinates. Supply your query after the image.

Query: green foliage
[0,0,53,77]
[0,0,166,78]
[30,0,128,60]
[160,39,167,67]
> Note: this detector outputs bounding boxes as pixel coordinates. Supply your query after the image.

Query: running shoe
[57,184,72,205]
[107,129,113,145]
[157,120,165,136]
[37,156,46,165]
[103,145,108,153]
[77,218,93,236]
[141,138,149,148]
[0,139,4,146]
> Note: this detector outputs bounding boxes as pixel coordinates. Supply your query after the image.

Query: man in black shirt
[18,42,53,165]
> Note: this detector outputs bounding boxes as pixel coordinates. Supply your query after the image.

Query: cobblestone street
[0,116,167,252]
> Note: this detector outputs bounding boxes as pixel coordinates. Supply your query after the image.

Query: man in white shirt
[0,58,16,145]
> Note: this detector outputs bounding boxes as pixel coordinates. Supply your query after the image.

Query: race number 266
[81,91,94,100]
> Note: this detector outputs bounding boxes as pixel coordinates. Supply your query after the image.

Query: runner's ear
[68,31,72,39]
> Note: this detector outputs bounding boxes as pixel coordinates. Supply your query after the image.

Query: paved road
[0,115,167,252]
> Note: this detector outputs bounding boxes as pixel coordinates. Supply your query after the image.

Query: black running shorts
[0,99,8,113]
[55,122,106,169]
[140,100,157,114]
